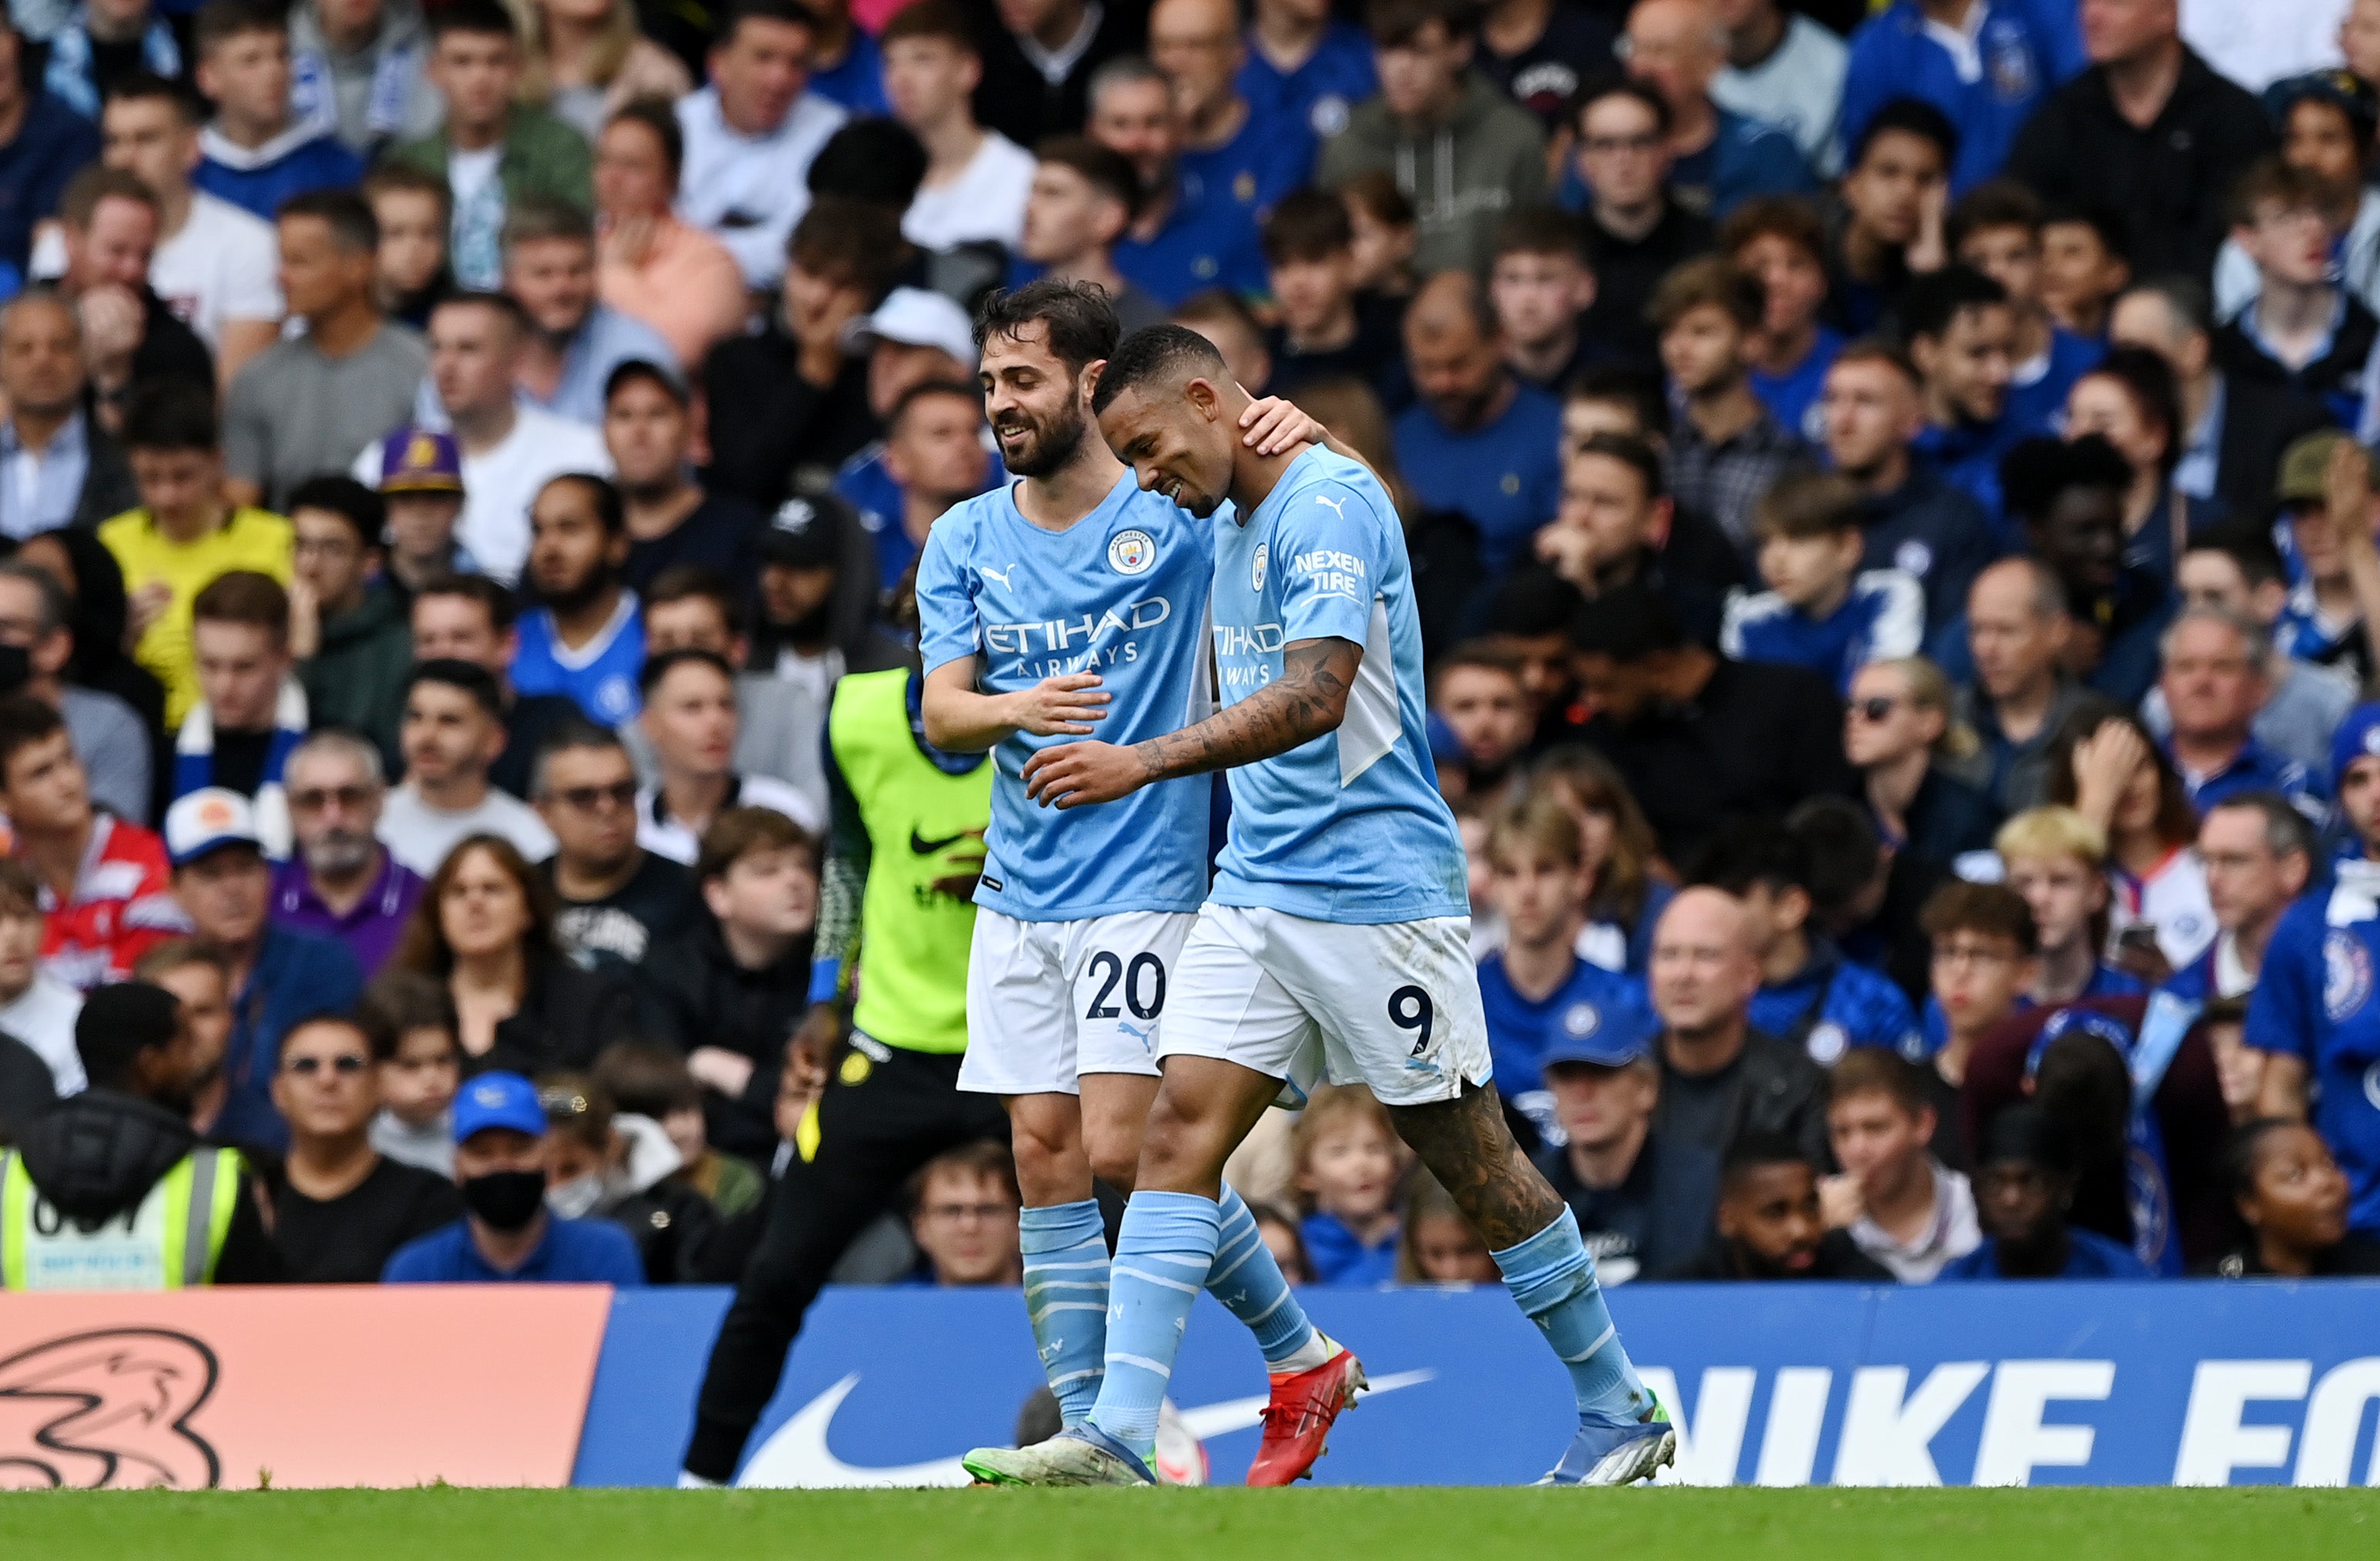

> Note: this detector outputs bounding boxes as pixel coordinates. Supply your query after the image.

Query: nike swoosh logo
[733,1368,1435,1488]
[911,829,967,854]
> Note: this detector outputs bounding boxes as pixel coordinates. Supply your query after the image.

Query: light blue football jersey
[1207,447,1468,925]
[917,472,1216,921]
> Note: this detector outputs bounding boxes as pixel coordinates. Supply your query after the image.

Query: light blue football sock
[1493,1207,1649,1423]
[1087,1190,1220,1460]
[1019,1199,1110,1425]
[1207,1183,1324,1371]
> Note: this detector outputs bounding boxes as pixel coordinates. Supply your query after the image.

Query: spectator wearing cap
[2243,700,2380,1240]
[2270,430,2380,688]
[0,980,280,1288]
[382,1069,646,1283]
[2214,72,2380,327]
[221,189,430,515]
[1529,990,1694,1285]
[747,494,908,730]
[831,286,995,592]
[1645,888,1835,1251]
[592,100,750,375]
[2005,0,2278,284]
[1475,791,1654,1150]
[606,361,765,595]
[1661,1132,1892,1279]
[165,786,364,1152]
[636,650,824,864]
[2157,604,2326,821]
[2110,277,2331,525]
[1938,1103,2153,1278]
[270,1009,463,1283]
[702,198,902,512]
[171,570,307,854]
[504,195,678,430]
[511,474,645,727]
[273,729,424,979]
[373,428,478,598]
[381,660,558,875]
[354,292,610,586]
[285,477,411,772]
[1841,5,2083,200]
[673,0,850,293]
[1820,1048,1979,1281]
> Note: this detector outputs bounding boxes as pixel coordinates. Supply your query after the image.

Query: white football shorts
[1157,903,1491,1108]
[956,908,1197,1096]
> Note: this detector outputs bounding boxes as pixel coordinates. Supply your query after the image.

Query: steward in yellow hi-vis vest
[680,662,1009,1485]
[0,984,277,1289]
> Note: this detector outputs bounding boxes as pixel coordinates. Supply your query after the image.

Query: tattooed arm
[1019,636,1361,809]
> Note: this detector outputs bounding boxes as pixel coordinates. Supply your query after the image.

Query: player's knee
[1084,1132,1140,1193]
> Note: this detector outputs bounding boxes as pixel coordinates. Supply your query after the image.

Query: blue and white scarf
[45,10,182,120]
[290,37,421,149]
[173,679,307,860]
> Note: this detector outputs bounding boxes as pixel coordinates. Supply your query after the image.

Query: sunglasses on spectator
[1852,697,1902,723]
[290,785,374,811]
[551,780,638,814]
[286,1054,369,1076]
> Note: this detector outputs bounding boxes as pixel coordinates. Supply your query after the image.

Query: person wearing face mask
[539,1069,718,1284]
[0,981,281,1287]
[383,1068,645,1283]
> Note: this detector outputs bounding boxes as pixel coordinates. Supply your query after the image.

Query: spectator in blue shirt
[1089,56,1269,307]
[0,22,105,272]
[1821,342,2000,636]
[1475,787,1654,1144]
[164,786,366,1153]
[1154,0,1316,217]
[191,0,365,223]
[1240,0,1377,142]
[1906,265,2019,529]
[800,0,887,114]
[384,1069,647,1283]
[512,475,645,726]
[1724,196,1841,443]
[1292,1083,1405,1284]
[1952,180,2106,440]
[1841,0,2083,198]
[1722,468,1925,696]
[1939,1103,2153,1279]
[1824,98,1955,339]
[1392,269,1563,574]
[1693,819,1924,1066]
[1621,0,1814,220]
[502,197,676,429]
[2157,605,2326,822]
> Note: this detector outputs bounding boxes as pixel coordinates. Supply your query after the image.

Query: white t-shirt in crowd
[353,403,610,583]
[153,192,284,349]
[1712,14,1848,176]
[377,782,558,877]
[2181,0,2345,92]
[635,773,824,864]
[901,131,1036,250]
[0,972,86,1096]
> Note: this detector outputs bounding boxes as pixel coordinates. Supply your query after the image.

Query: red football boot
[1245,1341,1367,1486]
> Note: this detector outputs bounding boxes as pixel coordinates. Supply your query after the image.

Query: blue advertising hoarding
[571,1282,2380,1489]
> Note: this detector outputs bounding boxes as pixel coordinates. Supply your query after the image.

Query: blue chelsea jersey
[916,474,1217,922]
[1206,446,1469,924]
[2246,885,2380,1234]
[511,594,646,724]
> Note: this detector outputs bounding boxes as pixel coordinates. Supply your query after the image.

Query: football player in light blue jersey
[915,280,1362,1486]
[966,326,1673,1490]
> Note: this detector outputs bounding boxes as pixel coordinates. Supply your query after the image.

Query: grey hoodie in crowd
[1318,69,1548,277]
[287,0,445,156]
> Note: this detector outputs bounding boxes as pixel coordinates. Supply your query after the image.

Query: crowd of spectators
[0,0,2378,1294]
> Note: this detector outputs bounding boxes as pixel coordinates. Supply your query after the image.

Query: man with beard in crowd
[510,474,645,726]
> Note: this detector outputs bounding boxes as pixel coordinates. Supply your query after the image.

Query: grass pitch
[0,1486,2372,1560]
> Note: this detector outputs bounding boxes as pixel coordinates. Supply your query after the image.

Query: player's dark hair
[1848,96,1959,173]
[1565,580,1683,661]
[1089,324,1227,415]
[1901,264,2006,344]
[975,277,1121,375]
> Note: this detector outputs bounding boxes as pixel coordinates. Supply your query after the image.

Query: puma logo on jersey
[1314,494,1348,521]
[980,566,1014,588]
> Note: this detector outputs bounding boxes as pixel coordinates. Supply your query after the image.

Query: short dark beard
[997,401,1088,478]
[538,565,616,618]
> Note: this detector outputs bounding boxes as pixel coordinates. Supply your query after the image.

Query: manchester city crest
[1108,529,1156,576]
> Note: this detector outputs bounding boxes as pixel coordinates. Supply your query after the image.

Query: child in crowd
[592,1039,767,1222]
[1253,1203,1313,1286]
[2216,159,2377,432]
[1650,256,1804,554]
[1821,1048,1979,1278]
[2038,204,2131,341]
[1950,180,2106,438]
[1722,196,1839,441]
[1721,469,1924,694]
[1395,1175,1499,1284]
[362,166,454,329]
[361,968,462,1175]
[1489,206,1597,394]
[1994,806,2145,1009]
[542,1068,719,1284]
[1828,100,1954,337]
[1428,643,1532,804]
[1916,881,2038,1096]
[1533,745,1675,976]
[1341,169,1418,298]
[1292,1084,1406,1286]
[374,429,477,593]
[1262,189,1408,402]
